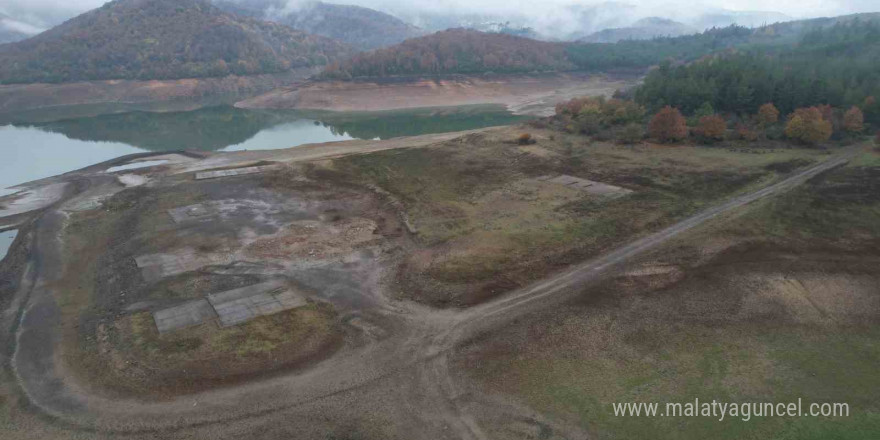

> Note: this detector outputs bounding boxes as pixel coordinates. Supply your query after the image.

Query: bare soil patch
[53,166,407,398]
[236,73,636,117]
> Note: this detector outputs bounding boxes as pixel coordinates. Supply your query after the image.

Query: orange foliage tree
[648,106,688,143]
[785,107,833,145]
[843,106,865,133]
[757,103,780,127]
[695,115,727,142]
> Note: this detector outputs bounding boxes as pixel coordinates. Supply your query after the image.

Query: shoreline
[236,72,640,117]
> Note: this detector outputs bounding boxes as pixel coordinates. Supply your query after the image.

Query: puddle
[0,229,17,261]
[106,160,168,173]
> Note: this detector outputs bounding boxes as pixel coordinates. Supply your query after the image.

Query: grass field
[329,127,831,306]
[455,143,880,439]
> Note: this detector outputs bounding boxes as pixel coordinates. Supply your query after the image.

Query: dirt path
[1,141,857,438]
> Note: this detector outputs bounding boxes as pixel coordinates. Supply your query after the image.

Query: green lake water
[0,105,527,192]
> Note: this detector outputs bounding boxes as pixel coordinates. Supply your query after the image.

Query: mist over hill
[0,13,43,44]
[213,0,426,50]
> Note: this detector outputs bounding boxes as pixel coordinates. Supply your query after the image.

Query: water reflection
[0,105,528,189]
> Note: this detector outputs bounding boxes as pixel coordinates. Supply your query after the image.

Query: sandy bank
[235,73,638,117]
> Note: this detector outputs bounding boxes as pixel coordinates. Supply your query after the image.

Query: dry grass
[330,126,828,306]
[456,151,880,439]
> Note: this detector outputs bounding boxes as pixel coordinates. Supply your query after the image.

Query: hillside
[634,19,880,116]
[322,28,575,79]
[581,17,696,43]
[216,0,424,51]
[0,0,355,84]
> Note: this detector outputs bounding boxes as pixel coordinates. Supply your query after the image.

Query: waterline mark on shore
[612,399,849,421]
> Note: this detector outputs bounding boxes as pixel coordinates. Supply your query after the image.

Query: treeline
[565,25,762,71]
[322,29,575,79]
[634,20,880,118]
[554,95,869,147]
[0,0,354,84]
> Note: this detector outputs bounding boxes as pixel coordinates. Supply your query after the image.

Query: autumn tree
[843,106,865,133]
[649,106,688,143]
[785,107,833,145]
[757,103,780,127]
[694,115,726,142]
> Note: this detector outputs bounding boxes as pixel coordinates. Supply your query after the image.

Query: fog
[0,0,877,35]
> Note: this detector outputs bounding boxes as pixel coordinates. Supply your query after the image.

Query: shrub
[694,115,726,142]
[843,106,865,133]
[517,133,535,145]
[649,106,688,143]
[785,107,833,145]
[735,123,759,142]
[556,96,645,134]
[616,123,645,145]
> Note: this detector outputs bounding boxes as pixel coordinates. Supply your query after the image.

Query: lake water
[0,230,16,261]
[0,105,527,191]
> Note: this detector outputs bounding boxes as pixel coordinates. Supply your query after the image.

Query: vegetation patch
[330,127,825,306]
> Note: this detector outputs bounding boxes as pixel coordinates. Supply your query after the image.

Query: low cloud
[0,0,876,35]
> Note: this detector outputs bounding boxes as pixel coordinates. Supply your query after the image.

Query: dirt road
[1,140,857,439]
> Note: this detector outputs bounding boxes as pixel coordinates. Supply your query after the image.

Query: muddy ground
[0,127,875,439]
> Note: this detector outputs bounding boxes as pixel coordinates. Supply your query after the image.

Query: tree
[757,103,780,127]
[649,106,688,143]
[695,102,715,118]
[785,107,833,145]
[695,115,726,142]
[843,106,865,133]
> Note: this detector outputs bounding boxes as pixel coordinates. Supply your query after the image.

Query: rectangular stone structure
[135,250,229,282]
[538,174,633,197]
[194,165,277,181]
[207,280,306,328]
[153,299,217,334]
[152,279,307,332]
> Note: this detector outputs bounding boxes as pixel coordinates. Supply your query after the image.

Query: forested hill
[321,29,576,79]
[634,19,880,116]
[321,13,880,81]
[214,0,426,51]
[0,0,355,84]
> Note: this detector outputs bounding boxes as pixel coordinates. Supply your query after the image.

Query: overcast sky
[1,0,877,28]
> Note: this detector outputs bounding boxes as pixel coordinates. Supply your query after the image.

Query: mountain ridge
[0,0,355,84]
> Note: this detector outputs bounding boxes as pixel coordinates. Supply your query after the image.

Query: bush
[843,106,865,134]
[616,123,645,145]
[649,106,688,143]
[785,107,833,145]
[556,96,645,135]
[735,123,759,142]
[694,115,727,142]
[517,133,535,145]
